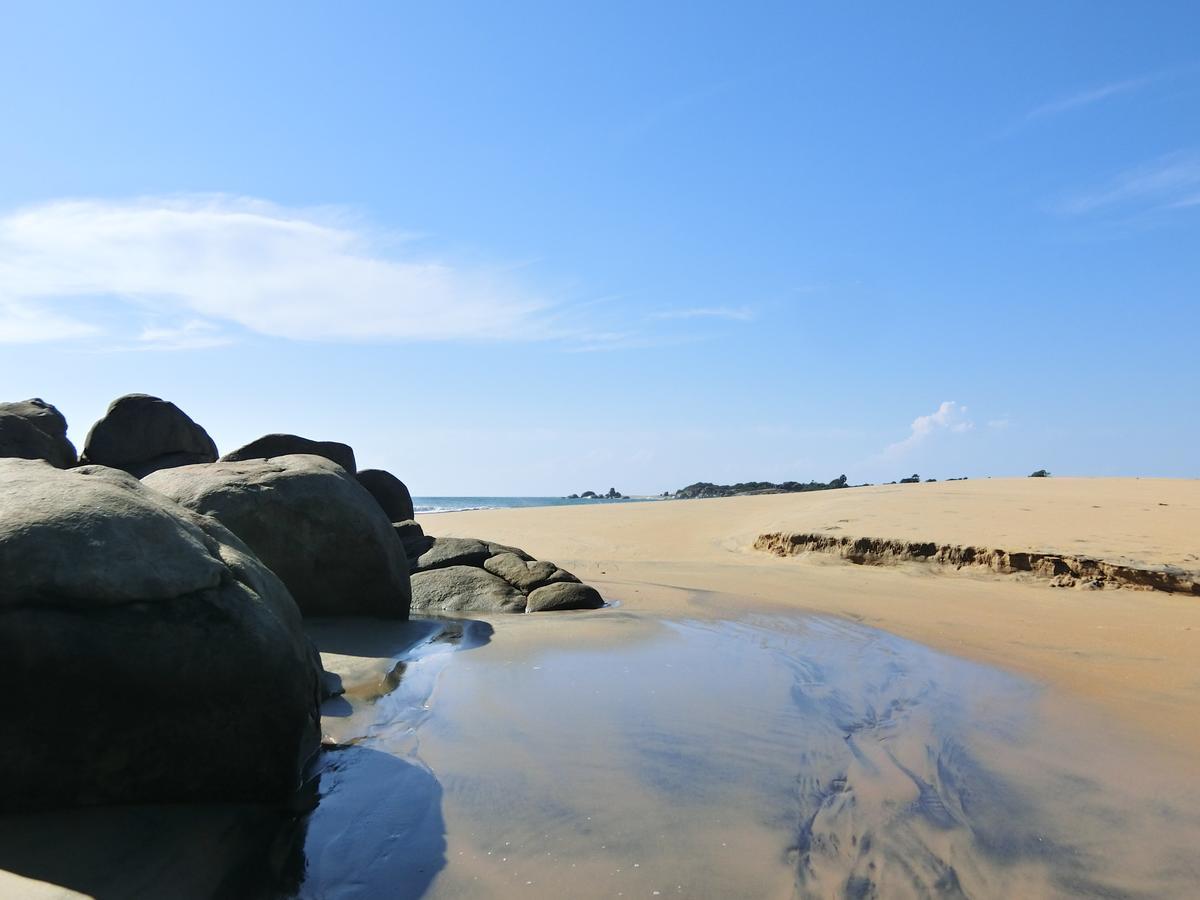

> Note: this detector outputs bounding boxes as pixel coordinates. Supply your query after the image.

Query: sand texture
[427,477,1200,758]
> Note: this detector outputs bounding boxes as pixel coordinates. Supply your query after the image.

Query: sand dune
[426,477,1200,759]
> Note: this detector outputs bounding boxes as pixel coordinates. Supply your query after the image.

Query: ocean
[413,496,649,514]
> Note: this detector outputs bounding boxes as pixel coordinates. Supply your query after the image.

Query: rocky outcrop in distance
[0,459,324,810]
[754,531,1200,594]
[675,475,849,499]
[567,488,624,499]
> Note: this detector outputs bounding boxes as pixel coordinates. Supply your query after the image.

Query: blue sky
[1,2,1197,493]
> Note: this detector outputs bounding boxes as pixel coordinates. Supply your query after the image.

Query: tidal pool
[298,608,1200,899]
[2,606,1198,899]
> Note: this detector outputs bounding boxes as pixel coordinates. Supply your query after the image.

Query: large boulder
[0,398,77,468]
[145,455,410,618]
[357,469,414,521]
[80,394,217,477]
[410,566,527,613]
[222,434,356,474]
[0,459,323,811]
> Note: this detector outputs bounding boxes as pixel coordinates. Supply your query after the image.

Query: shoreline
[423,477,1200,763]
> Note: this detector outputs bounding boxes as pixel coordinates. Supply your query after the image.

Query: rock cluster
[0,459,323,810]
[0,392,607,811]
[408,533,603,613]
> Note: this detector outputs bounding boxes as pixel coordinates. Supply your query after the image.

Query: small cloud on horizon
[883,400,974,458]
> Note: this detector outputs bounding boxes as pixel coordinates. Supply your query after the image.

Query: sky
[1,1,1197,494]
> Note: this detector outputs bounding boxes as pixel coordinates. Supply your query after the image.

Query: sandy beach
[5,476,1200,899]
[426,477,1200,760]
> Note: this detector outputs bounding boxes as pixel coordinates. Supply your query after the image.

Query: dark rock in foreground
[0,459,322,811]
[357,468,414,521]
[145,455,411,618]
[0,398,78,468]
[80,393,218,477]
[410,535,601,613]
[222,433,357,474]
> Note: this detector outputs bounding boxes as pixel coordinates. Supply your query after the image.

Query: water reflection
[2,610,1198,899]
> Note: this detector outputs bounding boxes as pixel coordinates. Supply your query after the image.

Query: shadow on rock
[0,800,306,899]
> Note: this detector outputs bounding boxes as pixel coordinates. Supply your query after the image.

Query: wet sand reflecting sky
[301,606,1200,899]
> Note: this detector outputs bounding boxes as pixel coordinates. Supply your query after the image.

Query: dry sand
[424,477,1200,760]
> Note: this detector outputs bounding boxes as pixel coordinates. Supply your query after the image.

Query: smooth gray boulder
[410,566,527,613]
[526,582,605,612]
[412,537,493,572]
[80,394,217,477]
[394,519,432,561]
[411,536,533,573]
[145,455,410,618]
[0,398,77,468]
[222,434,356,474]
[357,469,414,521]
[483,552,580,592]
[0,459,323,810]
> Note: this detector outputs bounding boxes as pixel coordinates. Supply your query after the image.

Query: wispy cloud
[1025,74,1156,122]
[883,401,973,458]
[650,306,754,322]
[1055,151,1200,216]
[0,195,558,346]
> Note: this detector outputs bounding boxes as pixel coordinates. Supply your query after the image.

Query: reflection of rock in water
[292,746,446,899]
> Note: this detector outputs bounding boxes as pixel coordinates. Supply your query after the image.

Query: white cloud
[0,195,556,345]
[1056,152,1200,216]
[883,401,973,457]
[650,306,754,321]
[0,300,100,343]
[1025,75,1155,122]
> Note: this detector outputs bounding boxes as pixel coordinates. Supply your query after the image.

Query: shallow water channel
[2,603,1198,899]
[300,606,1200,900]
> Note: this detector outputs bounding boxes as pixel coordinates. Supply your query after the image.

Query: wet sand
[301,602,1200,898]
[4,599,1200,898]
[428,478,1200,758]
